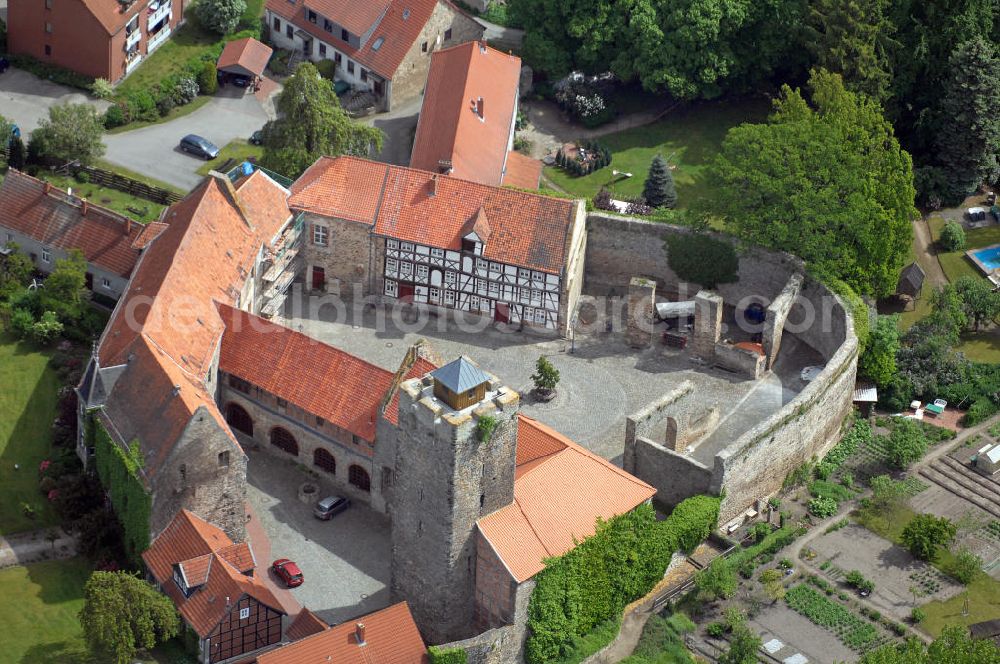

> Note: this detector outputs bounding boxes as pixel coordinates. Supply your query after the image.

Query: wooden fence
[68,164,183,205]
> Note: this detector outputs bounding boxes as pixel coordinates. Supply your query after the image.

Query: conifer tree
[643,154,676,208]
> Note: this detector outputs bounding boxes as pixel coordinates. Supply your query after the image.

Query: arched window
[313,448,336,474]
[269,427,299,456]
[225,403,254,437]
[348,464,370,492]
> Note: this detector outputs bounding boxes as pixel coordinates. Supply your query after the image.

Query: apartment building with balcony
[8,0,186,82]
[264,0,482,111]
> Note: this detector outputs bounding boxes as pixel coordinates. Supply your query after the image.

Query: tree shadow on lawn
[0,337,60,536]
[19,640,93,664]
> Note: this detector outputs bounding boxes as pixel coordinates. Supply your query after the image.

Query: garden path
[0,526,76,569]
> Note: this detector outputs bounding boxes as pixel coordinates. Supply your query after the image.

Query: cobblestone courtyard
[281,292,820,464]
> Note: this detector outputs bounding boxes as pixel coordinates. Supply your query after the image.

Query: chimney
[44,182,52,195]
[81,199,89,216]
[355,622,366,646]
[430,174,437,197]
[475,96,484,120]
[172,384,181,396]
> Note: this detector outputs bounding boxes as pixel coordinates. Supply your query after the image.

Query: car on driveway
[313,495,351,520]
[249,129,263,146]
[271,558,304,588]
[179,134,219,160]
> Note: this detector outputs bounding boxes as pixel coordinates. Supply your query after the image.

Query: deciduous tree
[260,63,384,178]
[30,104,106,166]
[954,275,1000,331]
[884,419,927,469]
[860,315,900,388]
[79,571,179,664]
[695,556,737,600]
[195,0,246,35]
[705,69,915,297]
[718,625,762,664]
[939,221,966,251]
[860,624,1000,662]
[901,514,956,561]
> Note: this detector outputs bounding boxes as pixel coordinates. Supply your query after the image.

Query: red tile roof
[410,42,522,186]
[477,416,656,582]
[303,0,391,37]
[286,609,329,641]
[143,510,282,639]
[266,0,478,80]
[258,602,428,664]
[501,151,543,190]
[81,0,169,35]
[0,169,145,277]
[217,37,274,78]
[291,156,580,274]
[217,304,435,443]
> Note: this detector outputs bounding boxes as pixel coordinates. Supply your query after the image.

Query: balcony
[125,27,142,50]
[125,52,143,74]
[146,25,171,53]
[261,269,298,318]
[147,1,171,31]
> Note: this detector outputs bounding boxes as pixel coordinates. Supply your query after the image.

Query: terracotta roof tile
[477,416,656,582]
[0,169,144,277]
[132,222,169,250]
[267,0,473,80]
[286,608,329,641]
[81,0,170,35]
[302,0,390,37]
[295,156,579,274]
[235,169,294,242]
[258,602,428,664]
[410,42,522,186]
[143,510,282,639]
[218,304,403,443]
[217,38,274,78]
[501,151,543,190]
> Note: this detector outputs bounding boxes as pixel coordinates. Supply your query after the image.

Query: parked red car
[271,559,304,588]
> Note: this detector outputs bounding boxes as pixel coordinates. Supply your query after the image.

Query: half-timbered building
[289,156,587,336]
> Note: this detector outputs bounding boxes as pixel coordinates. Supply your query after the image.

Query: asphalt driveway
[103,86,270,190]
[0,67,109,134]
[244,447,392,625]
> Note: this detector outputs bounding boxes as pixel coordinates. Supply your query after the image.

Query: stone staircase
[919,455,1000,519]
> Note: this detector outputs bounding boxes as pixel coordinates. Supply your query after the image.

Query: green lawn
[115,21,221,98]
[542,99,770,210]
[94,160,187,196]
[928,215,1000,283]
[195,139,264,177]
[956,329,1000,363]
[921,572,1000,637]
[0,333,60,535]
[33,172,167,223]
[0,558,93,663]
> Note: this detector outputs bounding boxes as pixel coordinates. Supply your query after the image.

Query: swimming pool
[970,244,1000,273]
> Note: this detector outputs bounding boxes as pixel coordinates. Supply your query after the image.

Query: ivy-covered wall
[92,415,151,565]
[525,495,720,664]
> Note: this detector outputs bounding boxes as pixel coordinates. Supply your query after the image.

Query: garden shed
[217,37,273,83]
[895,262,925,304]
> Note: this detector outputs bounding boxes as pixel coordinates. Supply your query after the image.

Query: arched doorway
[270,427,299,456]
[225,403,253,437]
[313,448,336,474]
[348,464,370,492]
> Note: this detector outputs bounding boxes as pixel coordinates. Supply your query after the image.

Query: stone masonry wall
[474,530,517,632]
[635,438,713,509]
[558,201,589,338]
[219,386,381,507]
[713,286,858,525]
[152,406,247,542]
[763,273,804,369]
[712,342,765,379]
[300,213,372,296]
[389,3,484,109]
[623,381,693,472]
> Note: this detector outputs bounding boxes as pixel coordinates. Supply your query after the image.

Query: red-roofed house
[290,156,587,336]
[258,602,428,664]
[7,0,186,82]
[0,169,155,301]
[264,0,482,111]
[143,510,287,664]
[411,42,541,189]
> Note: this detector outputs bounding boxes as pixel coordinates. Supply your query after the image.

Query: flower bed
[785,584,880,651]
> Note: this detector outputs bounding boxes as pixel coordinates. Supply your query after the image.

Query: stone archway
[270,426,299,456]
[313,448,336,474]
[225,402,254,437]
[348,464,370,492]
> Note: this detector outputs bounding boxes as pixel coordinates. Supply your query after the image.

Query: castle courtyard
[282,291,823,465]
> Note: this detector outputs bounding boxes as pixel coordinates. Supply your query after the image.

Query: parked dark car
[313,495,351,520]
[249,129,264,146]
[0,58,9,75]
[271,558,304,587]
[179,134,219,160]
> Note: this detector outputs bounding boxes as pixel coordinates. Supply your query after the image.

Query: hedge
[525,496,720,664]
[427,646,467,664]
[7,54,94,90]
[664,233,739,289]
[93,415,151,565]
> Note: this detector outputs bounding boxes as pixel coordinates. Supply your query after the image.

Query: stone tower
[388,356,520,643]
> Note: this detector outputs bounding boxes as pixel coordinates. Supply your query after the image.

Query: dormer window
[172,565,196,597]
[462,237,480,254]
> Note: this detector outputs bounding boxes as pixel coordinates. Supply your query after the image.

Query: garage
[217,37,274,91]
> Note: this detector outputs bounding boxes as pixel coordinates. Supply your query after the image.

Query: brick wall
[300,212,373,295]
[388,3,484,110]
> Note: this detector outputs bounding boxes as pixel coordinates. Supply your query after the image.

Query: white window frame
[239,607,250,620]
[386,239,399,250]
[312,225,328,246]
[401,241,415,252]
[101,277,112,290]
[385,258,399,276]
[41,248,52,263]
[385,279,398,297]
[416,264,429,281]
[430,247,445,260]
[400,261,413,277]
[444,271,457,287]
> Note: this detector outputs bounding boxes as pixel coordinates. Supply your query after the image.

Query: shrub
[706,622,726,637]
[427,646,467,664]
[814,461,835,480]
[939,220,966,251]
[198,62,218,95]
[174,76,199,104]
[314,58,338,80]
[127,90,159,122]
[7,54,94,90]
[768,497,781,510]
[946,549,982,584]
[808,496,838,518]
[475,415,497,442]
[910,607,926,623]
[103,104,126,129]
[901,514,956,561]
[90,78,114,100]
[664,233,739,289]
[75,170,91,184]
[749,522,771,543]
[195,0,246,35]
[156,94,176,117]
